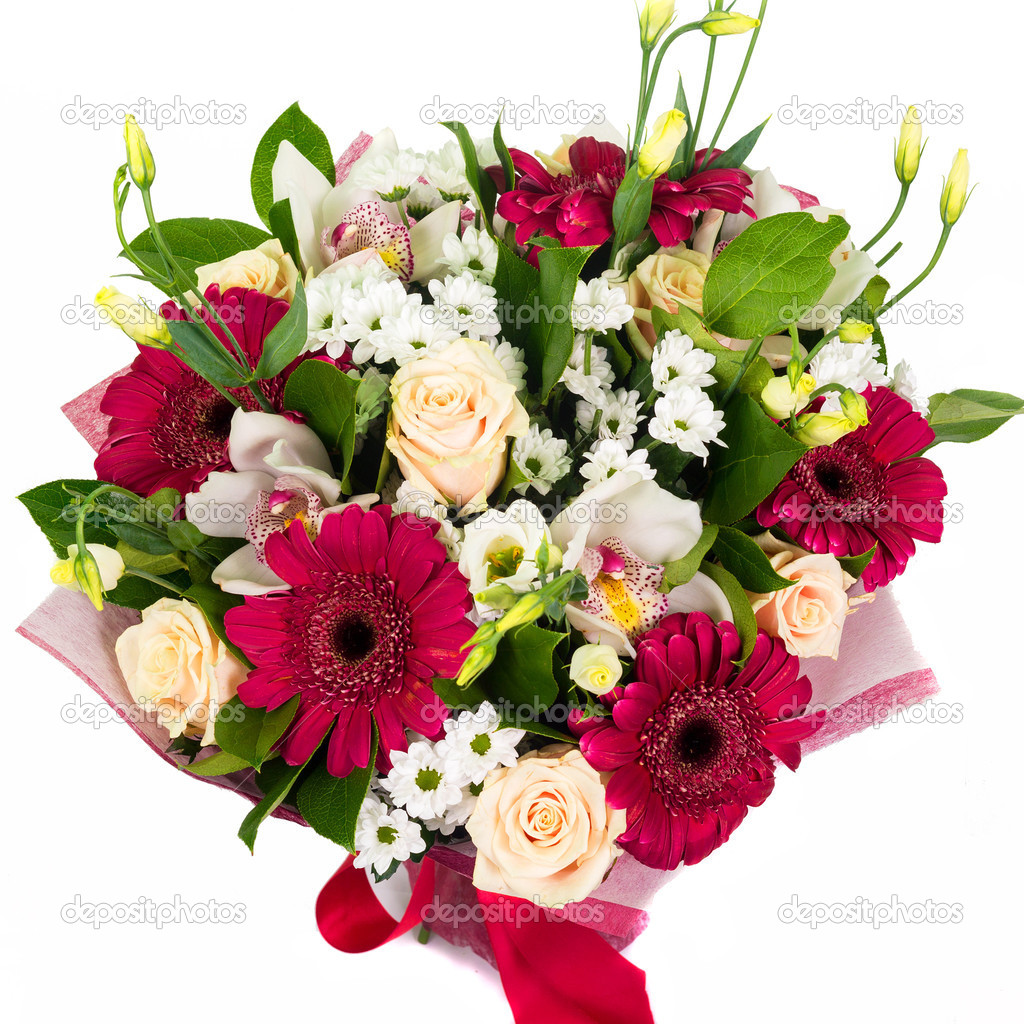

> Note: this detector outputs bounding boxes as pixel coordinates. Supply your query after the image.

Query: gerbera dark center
[640,685,769,818]
[792,439,889,522]
[333,613,378,663]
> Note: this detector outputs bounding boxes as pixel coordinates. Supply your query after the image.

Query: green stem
[877,224,953,317]
[629,48,652,163]
[863,182,911,251]
[686,36,718,171]
[124,567,186,595]
[800,328,840,374]
[876,240,903,269]
[635,22,705,159]
[721,335,765,405]
[583,330,594,376]
[698,0,768,171]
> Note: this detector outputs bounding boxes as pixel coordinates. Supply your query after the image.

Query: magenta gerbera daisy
[224,504,475,778]
[757,386,947,591]
[496,137,753,251]
[95,285,309,496]
[571,613,820,870]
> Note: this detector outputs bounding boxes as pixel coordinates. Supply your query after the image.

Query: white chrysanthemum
[305,273,350,353]
[438,227,499,284]
[356,148,424,201]
[809,339,890,394]
[427,272,501,340]
[435,701,525,787]
[560,333,615,403]
[423,141,473,202]
[580,439,657,487]
[651,329,717,392]
[380,740,465,821]
[511,425,571,496]
[649,385,727,460]
[371,304,461,366]
[487,338,528,392]
[422,787,479,836]
[406,178,443,216]
[353,795,427,876]
[339,279,421,364]
[572,278,633,333]
[393,481,463,560]
[576,388,644,446]
[890,360,929,415]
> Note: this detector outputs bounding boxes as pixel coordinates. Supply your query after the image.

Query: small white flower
[511,425,571,496]
[422,787,478,836]
[488,338,528,392]
[340,278,421,364]
[435,701,525,787]
[580,439,656,486]
[353,795,427,876]
[572,278,634,333]
[357,148,424,202]
[809,339,890,394]
[576,388,644,446]
[371,304,460,366]
[438,226,499,283]
[560,333,615,403]
[890,360,930,415]
[458,499,555,601]
[649,384,727,461]
[423,141,473,202]
[380,741,465,821]
[651,329,717,392]
[427,272,501,340]
[394,482,463,560]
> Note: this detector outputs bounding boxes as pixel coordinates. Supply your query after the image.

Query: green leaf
[115,542,184,576]
[296,728,377,851]
[703,117,772,171]
[493,240,540,352]
[478,623,565,711]
[268,197,303,273]
[712,526,795,593]
[282,359,359,479]
[251,103,334,228]
[925,389,1024,448]
[532,245,596,399]
[214,694,300,769]
[612,163,654,251]
[238,761,305,853]
[840,275,890,366]
[699,563,758,660]
[651,306,773,397]
[255,276,307,379]
[837,545,878,580]
[498,716,574,743]
[18,478,118,556]
[185,749,253,777]
[165,318,248,388]
[124,218,271,283]
[440,120,497,226]
[492,111,516,193]
[181,582,249,665]
[662,523,719,588]
[702,394,807,524]
[666,75,694,180]
[703,212,850,340]
[108,571,192,612]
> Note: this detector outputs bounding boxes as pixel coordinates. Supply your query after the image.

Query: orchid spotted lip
[320,200,414,281]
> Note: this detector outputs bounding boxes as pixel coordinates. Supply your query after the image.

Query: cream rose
[747,534,868,660]
[626,246,710,356]
[115,598,247,745]
[195,239,298,302]
[467,744,626,907]
[387,338,529,511]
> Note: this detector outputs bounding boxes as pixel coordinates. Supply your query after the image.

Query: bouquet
[18,3,1022,1020]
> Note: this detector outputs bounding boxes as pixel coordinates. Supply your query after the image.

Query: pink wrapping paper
[21,375,940,964]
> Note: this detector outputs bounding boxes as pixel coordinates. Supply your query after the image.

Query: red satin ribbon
[315,856,654,1023]
[476,888,655,1024]
[316,856,436,953]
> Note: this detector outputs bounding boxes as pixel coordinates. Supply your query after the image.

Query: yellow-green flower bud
[895,106,924,185]
[496,590,549,633]
[455,640,497,689]
[124,115,155,189]
[701,11,760,36]
[639,0,675,47]
[793,391,870,447]
[762,373,817,419]
[837,319,875,344]
[940,149,972,226]
[51,543,125,611]
[95,287,173,348]
[638,109,688,179]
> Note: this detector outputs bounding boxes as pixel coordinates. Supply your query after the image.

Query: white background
[2,2,1021,1021]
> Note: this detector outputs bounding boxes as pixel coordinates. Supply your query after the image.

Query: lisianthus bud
[762,373,817,419]
[455,640,497,689]
[638,109,688,179]
[837,319,875,344]
[95,287,173,348]
[793,390,870,448]
[895,106,924,185]
[51,544,125,611]
[569,644,623,696]
[639,0,675,46]
[940,149,972,226]
[701,10,760,35]
[124,115,155,189]
[496,590,549,633]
